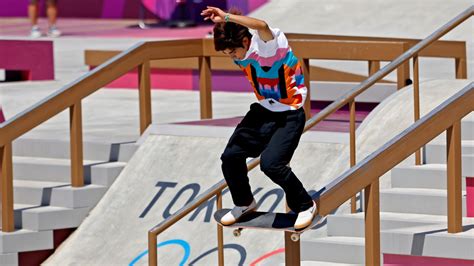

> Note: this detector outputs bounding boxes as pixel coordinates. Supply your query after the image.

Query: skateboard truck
[233,228,243,237]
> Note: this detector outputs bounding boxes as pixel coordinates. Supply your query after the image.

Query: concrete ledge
[50,185,107,208]
[327,212,445,238]
[301,236,365,264]
[381,223,474,260]
[13,138,138,162]
[0,230,53,253]
[21,206,90,231]
[380,188,467,216]
[0,253,18,266]
[391,164,467,190]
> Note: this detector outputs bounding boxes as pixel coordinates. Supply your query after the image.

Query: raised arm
[201,6,274,42]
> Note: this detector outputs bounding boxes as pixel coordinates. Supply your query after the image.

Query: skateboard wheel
[290,234,300,242]
[233,228,242,237]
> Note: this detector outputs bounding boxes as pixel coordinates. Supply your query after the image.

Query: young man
[201,7,317,229]
[28,0,61,38]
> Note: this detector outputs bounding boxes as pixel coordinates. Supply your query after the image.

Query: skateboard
[213,209,326,242]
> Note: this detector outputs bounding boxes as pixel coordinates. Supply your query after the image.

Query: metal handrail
[316,81,473,214]
[147,5,473,265]
[303,6,473,132]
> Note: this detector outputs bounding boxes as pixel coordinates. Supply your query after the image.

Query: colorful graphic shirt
[234,28,306,112]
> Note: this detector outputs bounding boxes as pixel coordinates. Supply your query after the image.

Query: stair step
[13,180,68,205]
[431,114,474,141]
[0,253,18,266]
[13,179,107,208]
[380,188,467,216]
[391,164,467,190]
[0,229,53,253]
[21,205,90,231]
[13,138,138,162]
[381,222,474,260]
[12,156,126,184]
[301,236,365,264]
[49,184,107,208]
[425,140,474,164]
[327,212,448,237]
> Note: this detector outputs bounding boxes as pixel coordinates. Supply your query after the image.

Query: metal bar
[285,205,300,265]
[455,57,467,79]
[0,143,14,232]
[148,231,157,266]
[413,55,422,165]
[216,191,224,266]
[396,62,409,89]
[139,61,152,135]
[447,121,462,233]
[302,58,311,120]
[284,231,300,266]
[350,99,357,213]
[199,56,212,119]
[304,7,473,133]
[70,102,84,187]
[368,60,380,75]
[364,180,380,266]
[318,83,473,216]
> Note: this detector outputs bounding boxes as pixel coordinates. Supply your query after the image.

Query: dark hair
[213,9,252,51]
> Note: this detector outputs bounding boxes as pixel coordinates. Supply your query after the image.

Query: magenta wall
[0,40,54,81]
[0,0,267,19]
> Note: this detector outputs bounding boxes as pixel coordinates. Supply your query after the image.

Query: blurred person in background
[28,0,61,38]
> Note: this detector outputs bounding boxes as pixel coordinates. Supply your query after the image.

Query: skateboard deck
[213,208,326,241]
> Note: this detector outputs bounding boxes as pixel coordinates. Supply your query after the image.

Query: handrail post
[285,205,300,266]
[199,56,212,119]
[455,42,467,79]
[396,44,410,89]
[1,143,14,232]
[349,99,357,213]
[413,55,422,165]
[364,180,380,266]
[70,102,84,187]
[148,231,157,266]
[139,61,152,135]
[455,57,467,79]
[447,121,462,233]
[284,231,300,265]
[368,60,380,75]
[302,58,311,120]
[216,191,224,266]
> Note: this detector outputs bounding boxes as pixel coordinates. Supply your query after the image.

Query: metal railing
[146,6,473,266]
[0,37,431,232]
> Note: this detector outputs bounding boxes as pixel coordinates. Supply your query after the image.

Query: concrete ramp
[44,133,346,265]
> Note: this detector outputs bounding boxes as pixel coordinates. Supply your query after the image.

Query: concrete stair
[380,188,467,216]
[300,114,474,265]
[301,236,365,264]
[0,137,138,265]
[12,138,137,162]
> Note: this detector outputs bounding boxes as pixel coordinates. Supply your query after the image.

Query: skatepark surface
[43,79,472,265]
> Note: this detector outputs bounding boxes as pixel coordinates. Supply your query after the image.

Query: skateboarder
[201,7,317,229]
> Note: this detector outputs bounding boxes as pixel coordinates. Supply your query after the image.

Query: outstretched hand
[201,6,227,23]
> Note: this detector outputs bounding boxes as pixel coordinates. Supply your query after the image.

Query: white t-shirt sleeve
[253,27,289,57]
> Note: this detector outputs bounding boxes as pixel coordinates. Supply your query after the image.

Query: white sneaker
[220,199,257,225]
[294,201,317,230]
[30,26,42,38]
[47,26,61,38]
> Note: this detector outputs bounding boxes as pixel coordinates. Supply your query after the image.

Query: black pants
[221,103,313,213]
